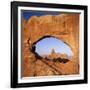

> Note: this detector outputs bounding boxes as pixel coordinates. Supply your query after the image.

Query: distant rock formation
[43,48,69,59]
[51,48,56,55]
[42,48,70,63]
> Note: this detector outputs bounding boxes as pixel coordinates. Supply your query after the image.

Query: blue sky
[35,37,74,57]
[22,10,60,20]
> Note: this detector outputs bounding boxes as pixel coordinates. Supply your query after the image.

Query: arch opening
[31,36,74,62]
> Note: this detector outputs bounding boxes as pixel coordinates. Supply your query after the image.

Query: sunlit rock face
[34,37,74,59]
[22,13,79,77]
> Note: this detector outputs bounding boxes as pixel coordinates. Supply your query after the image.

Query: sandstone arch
[22,13,80,76]
[23,13,79,62]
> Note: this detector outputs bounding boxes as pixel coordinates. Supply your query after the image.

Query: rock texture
[22,13,80,77]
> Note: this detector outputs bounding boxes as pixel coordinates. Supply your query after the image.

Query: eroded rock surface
[22,14,80,77]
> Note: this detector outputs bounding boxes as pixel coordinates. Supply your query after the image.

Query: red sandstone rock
[22,14,80,77]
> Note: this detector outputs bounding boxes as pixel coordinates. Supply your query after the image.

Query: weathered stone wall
[22,14,79,77]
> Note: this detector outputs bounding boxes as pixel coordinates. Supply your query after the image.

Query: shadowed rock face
[22,14,79,77]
